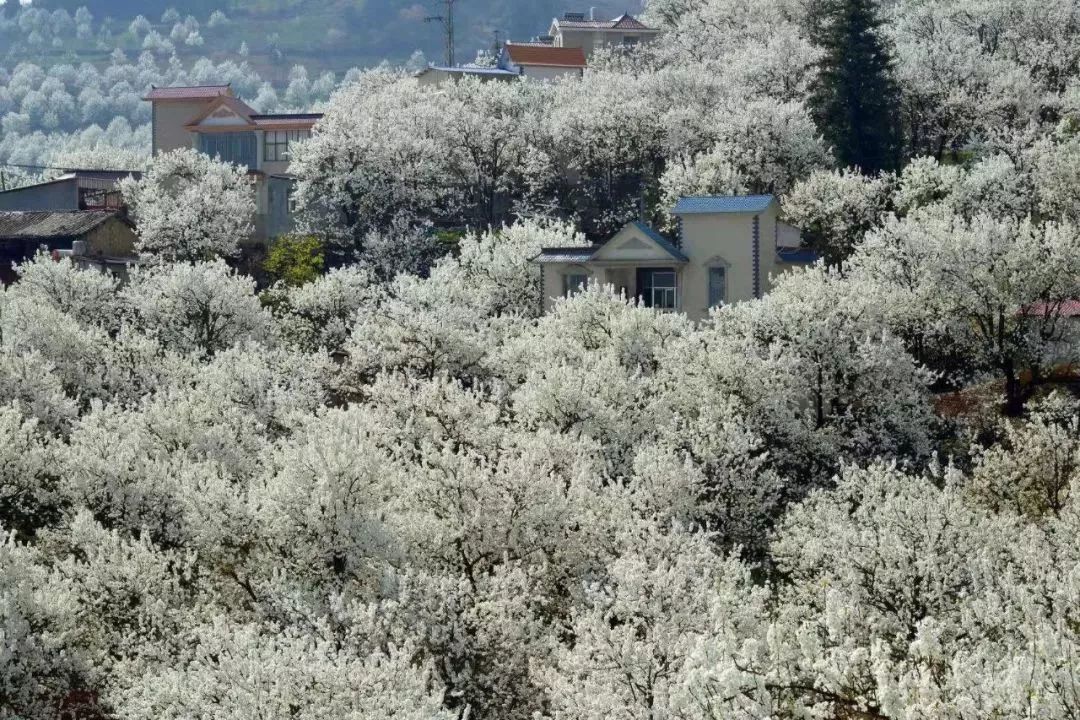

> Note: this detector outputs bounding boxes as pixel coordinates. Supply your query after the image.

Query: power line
[0,162,141,173]
[0,163,141,192]
[0,162,78,172]
[425,0,458,67]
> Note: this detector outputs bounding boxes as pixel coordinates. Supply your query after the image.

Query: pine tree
[810,0,901,173]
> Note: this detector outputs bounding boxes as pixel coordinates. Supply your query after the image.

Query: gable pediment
[590,223,686,263]
[185,95,257,129]
[198,106,251,126]
[616,237,650,251]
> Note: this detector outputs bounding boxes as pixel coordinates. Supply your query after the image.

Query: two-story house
[548,12,660,56]
[145,84,322,243]
[532,195,817,321]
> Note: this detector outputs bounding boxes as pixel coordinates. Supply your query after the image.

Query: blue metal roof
[672,195,775,215]
[531,222,687,264]
[631,221,689,262]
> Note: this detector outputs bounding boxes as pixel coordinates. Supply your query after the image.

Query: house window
[264,129,310,162]
[637,268,678,310]
[287,185,299,214]
[198,131,257,170]
[623,35,640,46]
[708,266,727,307]
[563,273,589,297]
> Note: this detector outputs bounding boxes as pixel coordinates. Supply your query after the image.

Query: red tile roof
[505,43,587,68]
[144,84,233,101]
[1022,300,1080,318]
[612,13,650,30]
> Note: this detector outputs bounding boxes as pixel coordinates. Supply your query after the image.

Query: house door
[636,267,678,309]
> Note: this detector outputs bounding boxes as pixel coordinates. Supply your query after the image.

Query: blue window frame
[636,268,678,310]
[264,129,310,162]
[198,131,257,170]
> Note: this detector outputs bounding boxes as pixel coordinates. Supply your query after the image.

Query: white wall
[523,65,582,82]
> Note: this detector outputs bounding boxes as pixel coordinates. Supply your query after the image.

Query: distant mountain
[22,0,643,73]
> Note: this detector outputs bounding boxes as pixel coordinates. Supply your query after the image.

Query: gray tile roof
[672,195,776,214]
[532,246,599,264]
[556,13,654,30]
[0,211,122,241]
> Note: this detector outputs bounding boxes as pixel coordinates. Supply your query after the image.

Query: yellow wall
[554,28,660,54]
[554,29,597,55]
[541,262,594,311]
[152,100,209,154]
[83,218,137,257]
[537,204,807,322]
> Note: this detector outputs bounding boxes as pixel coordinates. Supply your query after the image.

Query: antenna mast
[425,0,458,67]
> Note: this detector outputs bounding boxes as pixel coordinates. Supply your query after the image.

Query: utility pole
[425,0,458,67]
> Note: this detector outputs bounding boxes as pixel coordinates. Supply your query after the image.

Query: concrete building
[548,12,660,56]
[0,210,137,284]
[144,84,322,243]
[0,169,139,213]
[532,195,817,321]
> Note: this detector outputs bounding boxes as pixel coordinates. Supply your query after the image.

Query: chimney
[589,6,596,20]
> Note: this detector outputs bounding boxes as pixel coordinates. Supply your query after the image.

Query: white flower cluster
[1,199,1078,719]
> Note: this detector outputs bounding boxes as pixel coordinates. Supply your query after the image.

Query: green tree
[809,0,901,174]
[264,235,325,287]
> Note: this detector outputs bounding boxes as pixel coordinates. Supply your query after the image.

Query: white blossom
[120,148,255,263]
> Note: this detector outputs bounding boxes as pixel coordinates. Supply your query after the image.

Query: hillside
[5,0,638,79]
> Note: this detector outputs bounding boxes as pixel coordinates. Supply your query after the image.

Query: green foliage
[434,229,467,254]
[264,234,324,287]
[809,0,902,173]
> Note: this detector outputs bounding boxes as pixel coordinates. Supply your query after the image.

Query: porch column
[602,267,633,299]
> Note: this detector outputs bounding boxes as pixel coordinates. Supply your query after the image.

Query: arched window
[705,256,730,308]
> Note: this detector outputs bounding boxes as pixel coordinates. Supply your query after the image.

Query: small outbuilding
[0,210,138,284]
[0,169,139,212]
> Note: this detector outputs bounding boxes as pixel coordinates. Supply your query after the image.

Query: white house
[531,195,817,321]
[548,12,661,56]
[144,84,322,242]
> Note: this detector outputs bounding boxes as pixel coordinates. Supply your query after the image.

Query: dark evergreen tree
[809,0,902,173]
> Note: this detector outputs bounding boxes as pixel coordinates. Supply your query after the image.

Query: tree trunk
[1003,359,1025,417]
